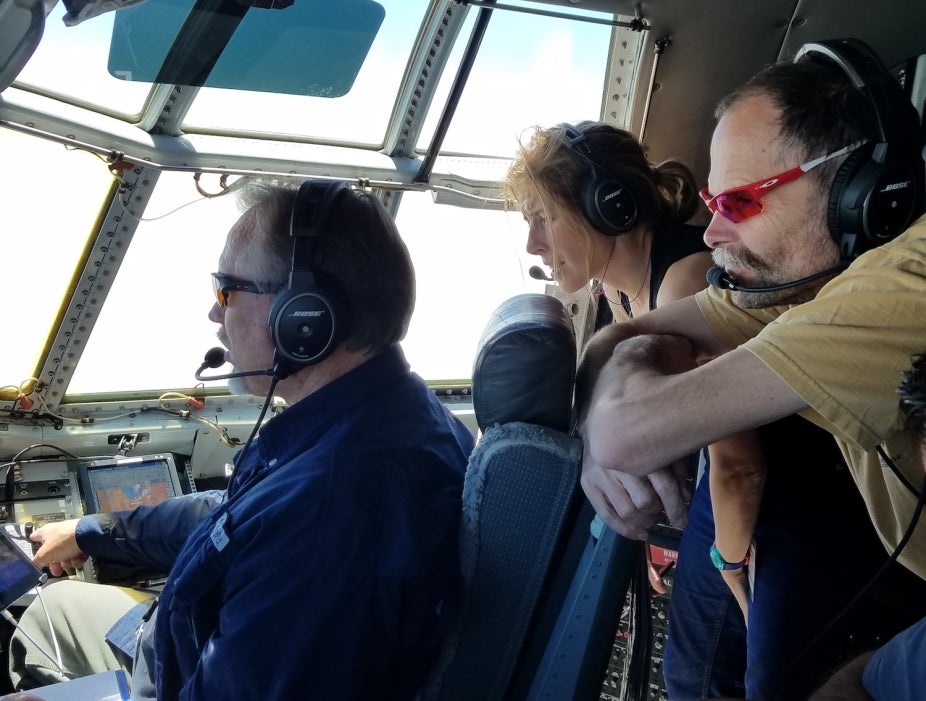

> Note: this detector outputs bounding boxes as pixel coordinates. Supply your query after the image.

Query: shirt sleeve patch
[210,512,230,552]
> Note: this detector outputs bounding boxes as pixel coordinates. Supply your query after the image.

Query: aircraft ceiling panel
[619,2,795,193]
[779,0,926,69]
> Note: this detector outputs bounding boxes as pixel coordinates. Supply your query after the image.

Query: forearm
[584,335,708,472]
[585,345,806,476]
[76,490,224,571]
[576,324,636,425]
[708,431,766,562]
[637,294,728,355]
[576,296,720,423]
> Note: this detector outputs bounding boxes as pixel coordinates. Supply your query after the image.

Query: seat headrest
[472,293,577,433]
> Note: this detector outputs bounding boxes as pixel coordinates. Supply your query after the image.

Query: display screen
[79,454,183,514]
[0,529,46,608]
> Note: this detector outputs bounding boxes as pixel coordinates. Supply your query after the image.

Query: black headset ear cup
[798,39,925,259]
[268,181,348,373]
[828,144,919,259]
[269,280,344,368]
[827,147,866,258]
[560,123,639,236]
[581,174,639,235]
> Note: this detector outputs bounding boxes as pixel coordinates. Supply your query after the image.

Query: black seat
[423,293,643,701]
[422,293,583,701]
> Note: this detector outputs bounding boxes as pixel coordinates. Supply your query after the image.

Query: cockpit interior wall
[579,0,926,192]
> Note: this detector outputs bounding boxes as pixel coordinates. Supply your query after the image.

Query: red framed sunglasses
[699,140,867,223]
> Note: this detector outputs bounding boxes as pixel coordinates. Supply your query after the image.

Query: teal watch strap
[709,543,749,571]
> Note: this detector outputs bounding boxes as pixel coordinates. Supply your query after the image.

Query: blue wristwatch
[709,543,749,571]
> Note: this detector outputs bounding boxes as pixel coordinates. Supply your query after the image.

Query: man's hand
[29,519,86,576]
[581,446,690,540]
[611,333,700,378]
[583,334,701,474]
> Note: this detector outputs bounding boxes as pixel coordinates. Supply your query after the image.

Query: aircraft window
[13,1,429,145]
[0,126,114,393]
[67,172,242,395]
[13,3,151,120]
[108,0,385,98]
[66,180,538,395]
[417,0,614,157]
[395,190,541,381]
[174,0,432,147]
[11,0,612,159]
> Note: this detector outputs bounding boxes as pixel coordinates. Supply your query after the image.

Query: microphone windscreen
[706,266,730,289]
[203,347,227,369]
[529,265,553,281]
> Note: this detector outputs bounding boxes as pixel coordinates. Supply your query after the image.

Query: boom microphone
[202,347,226,369]
[194,347,275,381]
[706,265,847,293]
[529,265,554,282]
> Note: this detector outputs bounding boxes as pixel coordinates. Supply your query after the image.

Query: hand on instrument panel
[29,519,86,576]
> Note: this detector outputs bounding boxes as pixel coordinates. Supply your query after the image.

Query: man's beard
[227,375,253,396]
[216,331,259,396]
[711,248,831,309]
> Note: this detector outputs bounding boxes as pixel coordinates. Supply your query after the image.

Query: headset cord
[224,375,280,496]
[767,471,926,700]
[877,444,921,497]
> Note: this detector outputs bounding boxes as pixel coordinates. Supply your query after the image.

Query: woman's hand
[721,567,750,626]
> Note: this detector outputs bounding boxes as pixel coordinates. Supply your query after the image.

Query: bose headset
[558,123,640,236]
[795,38,926,260]
[268,179,349,378]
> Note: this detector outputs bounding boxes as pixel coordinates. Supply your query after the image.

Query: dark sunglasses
[699,140,867,223]
[211,272,278,308]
